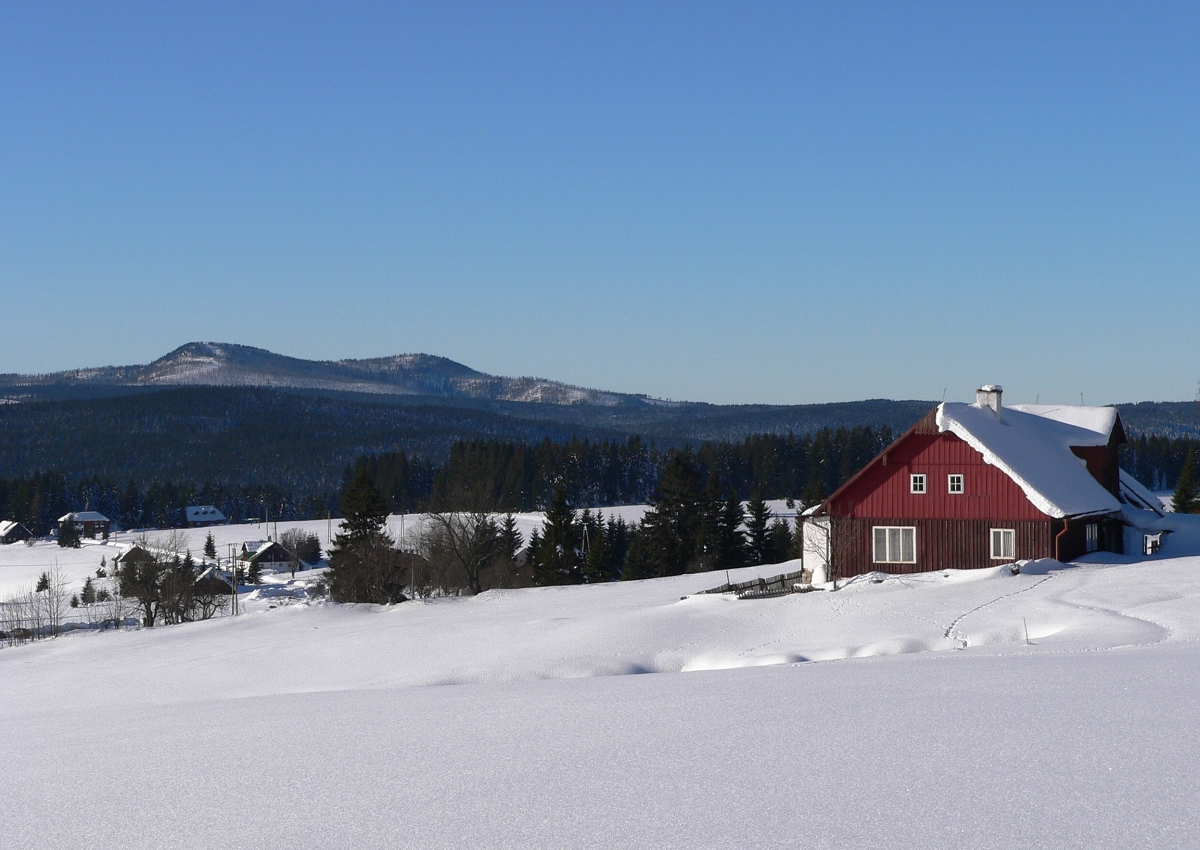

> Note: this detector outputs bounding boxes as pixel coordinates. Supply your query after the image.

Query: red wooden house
[802,385,1162,579]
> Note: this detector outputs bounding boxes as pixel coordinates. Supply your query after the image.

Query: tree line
[326,444,863,602]
[4,428,1198,539]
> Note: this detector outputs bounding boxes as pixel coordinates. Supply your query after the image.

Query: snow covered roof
[1118,469,1166,516]
[1007,404,1119,442]
[936,402,1122,519]
[185,505,227,522]
[241,540,291,562]
[58,511,110,523]
[0,520,26,536]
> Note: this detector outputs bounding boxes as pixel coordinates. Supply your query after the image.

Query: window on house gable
[910,474,926,494]
[990,528,1015,560]
[948,474,964,494]
[873,526,917,563]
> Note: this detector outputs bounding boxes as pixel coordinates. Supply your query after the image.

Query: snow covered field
[2,513,1200,848]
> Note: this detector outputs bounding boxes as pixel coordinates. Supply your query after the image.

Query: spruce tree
[606,516,631,580]
[640,451,701,576]
[326,466,402,603]
[81,576,97,605]
[57,516,80,549]
[532,485,582,585]
[583,513,609,583]
[716,490,746,568]
[336,466,389,546]
[622,527,654,581]
[204,531,217,561]
[801,477,826,510]
[745,489,772,565]
[789,514,806,561]
[696,472,724,569]
[1174,449,1199,514]
[498,514,521,563]
[767,517,792,564]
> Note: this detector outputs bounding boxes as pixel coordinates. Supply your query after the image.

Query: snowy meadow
[2,513,1199,849]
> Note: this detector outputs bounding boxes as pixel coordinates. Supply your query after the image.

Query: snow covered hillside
[2,515,1200,848]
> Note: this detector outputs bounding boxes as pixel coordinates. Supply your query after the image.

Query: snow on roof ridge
[936,402,1121,519]
[58,510,110,522]
[1007,403,1117,440]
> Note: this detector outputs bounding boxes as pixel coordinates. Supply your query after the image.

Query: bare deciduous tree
[419,511,502,596]
[279,529,322,577]
[800,515,865,591]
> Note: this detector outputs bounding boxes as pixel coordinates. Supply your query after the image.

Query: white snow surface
[4,512,1200,848]
[1007,403,1120,439]
[937,401,1122,518]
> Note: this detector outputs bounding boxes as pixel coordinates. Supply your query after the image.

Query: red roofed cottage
[801,385,1163,580]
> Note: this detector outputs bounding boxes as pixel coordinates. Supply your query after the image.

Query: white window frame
[990,528,1015,560]
[873,526,917,564]
[1086,523,1099,553]
[948,473,964,494]
[910,473,927,494]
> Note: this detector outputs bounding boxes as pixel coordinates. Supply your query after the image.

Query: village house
[57,511,112,538]
[0,520,33,545]
[185,505,228,528]
[802,385,1164,580]
[239,540,293,570]
[113,544,157,568]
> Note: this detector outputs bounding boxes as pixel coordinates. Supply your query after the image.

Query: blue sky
[2,2,1197,405]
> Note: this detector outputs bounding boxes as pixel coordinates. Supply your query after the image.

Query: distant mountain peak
[4,342,650,407]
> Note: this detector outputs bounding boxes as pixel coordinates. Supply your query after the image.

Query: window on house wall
[990,528,1015,560]
[873,526,916,563]
[910,474,926,494]
[948,474,964,494]
[1086,523,1099,553]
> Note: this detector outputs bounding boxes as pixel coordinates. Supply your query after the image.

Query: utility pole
[227,542,239,616]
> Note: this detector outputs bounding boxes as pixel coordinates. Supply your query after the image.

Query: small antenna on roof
[1081,392,1084,406]
[1035,393,1039,404]
[941,387,946,403]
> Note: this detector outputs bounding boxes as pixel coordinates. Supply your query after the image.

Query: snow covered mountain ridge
[0,342,651,407]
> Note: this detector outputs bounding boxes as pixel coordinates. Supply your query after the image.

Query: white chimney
[976,384,1003,419]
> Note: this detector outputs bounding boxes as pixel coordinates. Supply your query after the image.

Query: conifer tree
[335,466,389,546]
[745,489,772,565]
[81,576,97,605]
[696,472,724,569]
[716,490,746,569]
[498,513,522,563]
[1173,449,1199,514]
[606,515,631,580]
[526,527,542,577]
[583,512,609,583]
[640,451,701,576]
[327,467,403,603]
[789,514,806,561]
[622,527,653,581]
[767,517,792,564]
[532,485,582,585]
[801,478,827,510]
[203,531,217,561]
[57,516,80,549]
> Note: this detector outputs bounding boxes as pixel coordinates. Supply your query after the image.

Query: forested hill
[0,385,1196,492]
[0,386,935,489]
[0,384,1196,533]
